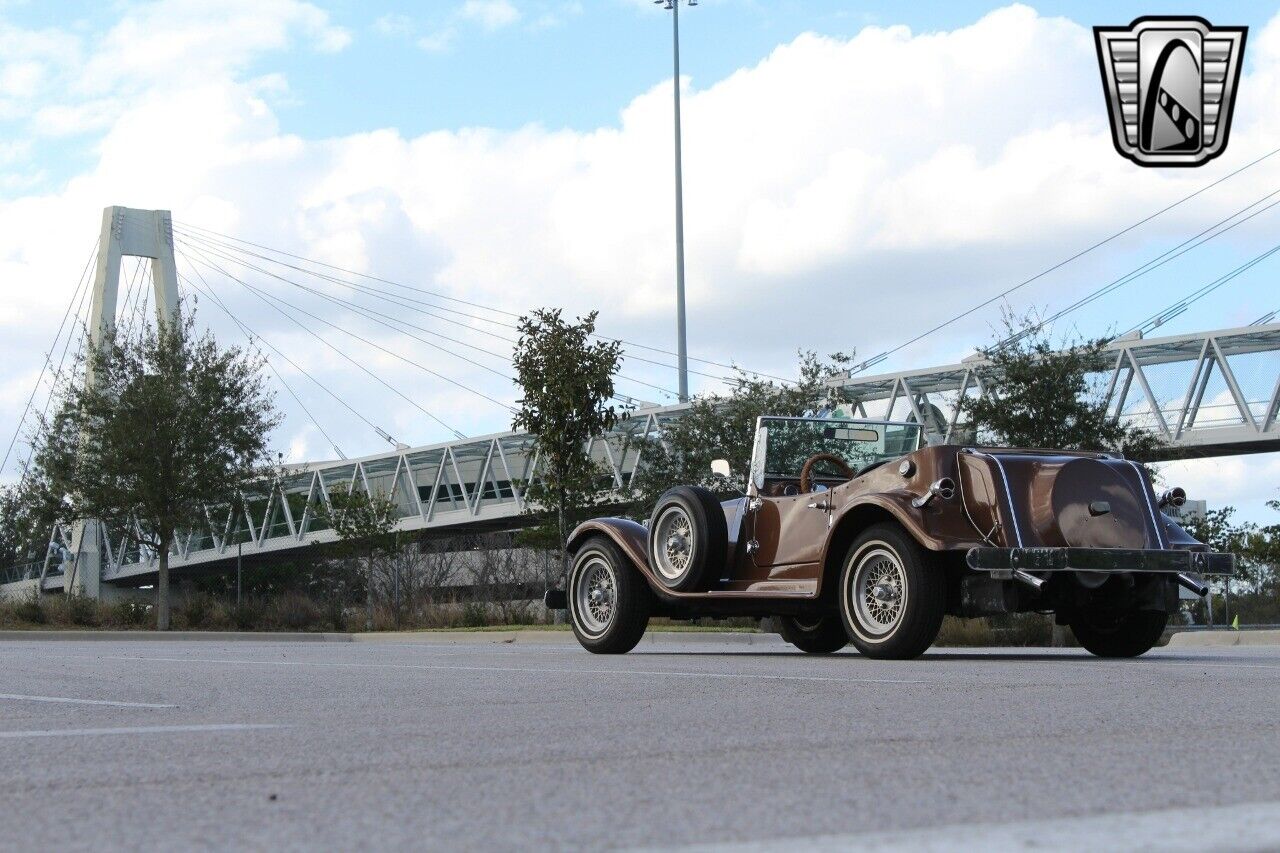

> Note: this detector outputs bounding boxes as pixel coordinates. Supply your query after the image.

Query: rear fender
[817,494,956,599]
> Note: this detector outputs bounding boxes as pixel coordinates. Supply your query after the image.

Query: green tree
[511,309,625,556]
[24,311,280,629]
[630,352,852,510]
[323,489,400,632]
[957,313,1161,458]
[1187,504,1279,594]
[0,484,46,576]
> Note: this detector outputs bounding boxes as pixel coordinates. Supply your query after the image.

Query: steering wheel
[799,453,856,494]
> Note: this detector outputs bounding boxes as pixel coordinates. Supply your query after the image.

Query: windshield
[755,417,923,480]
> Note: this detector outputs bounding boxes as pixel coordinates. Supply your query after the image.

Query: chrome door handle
[807,501,828,510]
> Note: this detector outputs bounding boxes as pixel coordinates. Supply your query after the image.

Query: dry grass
[933,614,1059,647]
[0,590,1091,646]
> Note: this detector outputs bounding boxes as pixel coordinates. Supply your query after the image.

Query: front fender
[567,517,724,603]
[566,518,650,576]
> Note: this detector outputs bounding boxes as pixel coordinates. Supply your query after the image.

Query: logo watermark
[1094,16,1246,167]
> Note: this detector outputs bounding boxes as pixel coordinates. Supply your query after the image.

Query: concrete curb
[1167,629,1280,647]
[351,630,784,646]
[0,630,351,643]
[0,629,783,646]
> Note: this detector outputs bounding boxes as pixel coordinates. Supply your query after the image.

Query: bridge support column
[67,207,179,601]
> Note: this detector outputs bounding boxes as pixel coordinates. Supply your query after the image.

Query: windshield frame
[747,416,925,493]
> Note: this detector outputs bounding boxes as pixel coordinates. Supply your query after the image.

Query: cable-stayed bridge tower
[64,207,181,599]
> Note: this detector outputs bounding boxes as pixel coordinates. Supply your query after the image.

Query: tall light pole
[657,0,696,401]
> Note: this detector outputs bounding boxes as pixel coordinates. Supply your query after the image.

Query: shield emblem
[1095,17,1246,167]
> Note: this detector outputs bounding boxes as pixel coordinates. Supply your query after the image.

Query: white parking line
[1137,659,1280,672]
[0,723,283,739]
[654,800,1280,852]
[0,693,175,709]
[97,655,929,685]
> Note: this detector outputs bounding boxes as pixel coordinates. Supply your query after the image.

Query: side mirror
[710,459,732,479]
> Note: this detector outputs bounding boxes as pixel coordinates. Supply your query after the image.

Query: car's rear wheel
[648,486,727,592]
[1069,607,1167,658]
[775,614,848,654]
[839,523,945,660]
[568,536,650,654]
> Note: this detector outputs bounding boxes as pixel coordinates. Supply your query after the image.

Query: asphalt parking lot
[1,636,1279,851]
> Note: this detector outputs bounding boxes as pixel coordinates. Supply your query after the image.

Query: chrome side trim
[971,450,1023,547]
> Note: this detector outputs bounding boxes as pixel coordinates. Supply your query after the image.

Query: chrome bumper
[966,547,1235,575]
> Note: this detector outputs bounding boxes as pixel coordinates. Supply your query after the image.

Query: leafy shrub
[112,600,149,627]
[323,597,347,632]
[270,592,323,631]
[233,600,264,631]
[176,592,217,629]
[66,594,101,627]
[14,592,47,625]
[462,601,488,628]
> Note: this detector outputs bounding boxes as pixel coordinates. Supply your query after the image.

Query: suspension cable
[177,234,692,398]
[845,144,1280,374]
[999,190,1280,348]
[1125,240,1280,336]
[176,226,721,387]
[179,267,353,458]
[181,245,483,437]
[1,238,100,475]
[174,220,792,383]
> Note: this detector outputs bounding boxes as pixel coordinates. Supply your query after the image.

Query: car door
[750,491,831,577]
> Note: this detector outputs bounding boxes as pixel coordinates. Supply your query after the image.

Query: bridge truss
[14,322,1279,594]
[830,323,1280,458]
[14,407,688,591]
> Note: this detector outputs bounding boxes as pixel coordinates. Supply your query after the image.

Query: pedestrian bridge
[6,321,1279,595]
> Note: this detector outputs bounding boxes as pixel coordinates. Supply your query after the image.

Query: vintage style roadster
[547,416,1234,659]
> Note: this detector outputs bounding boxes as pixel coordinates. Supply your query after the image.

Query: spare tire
[647,485,727,591]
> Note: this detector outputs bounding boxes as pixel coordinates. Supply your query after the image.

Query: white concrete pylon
[65,207,180,600]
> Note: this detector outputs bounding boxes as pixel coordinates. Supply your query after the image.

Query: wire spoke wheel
[851,547,907,637]
[568,537,651,654]
[840,525,945,659]
[653,506,696,582]
[574,555,617,636]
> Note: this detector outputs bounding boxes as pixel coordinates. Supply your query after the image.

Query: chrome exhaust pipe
[912,477,956,509]
[1013,570,1046,591]
[1177,572,1209,598]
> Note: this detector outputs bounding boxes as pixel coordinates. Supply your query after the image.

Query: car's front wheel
[839,523,945,659]
[1069,607,1167,657]
[568,535,650,654]
[775,614,848,654]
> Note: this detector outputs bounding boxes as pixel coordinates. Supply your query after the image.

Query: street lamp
[655,0,697,402]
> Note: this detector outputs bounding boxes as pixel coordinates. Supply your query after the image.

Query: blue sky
[2,1,1280,516]
[3,1,1274,147]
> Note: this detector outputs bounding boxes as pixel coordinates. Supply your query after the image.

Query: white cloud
[3,2,1280,510]
[458,0,521,31]
[75,0,350,96]
[373,14,414,38]
[417,28,457,53]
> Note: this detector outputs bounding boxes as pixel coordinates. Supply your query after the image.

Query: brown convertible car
[547,416,1234,659]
